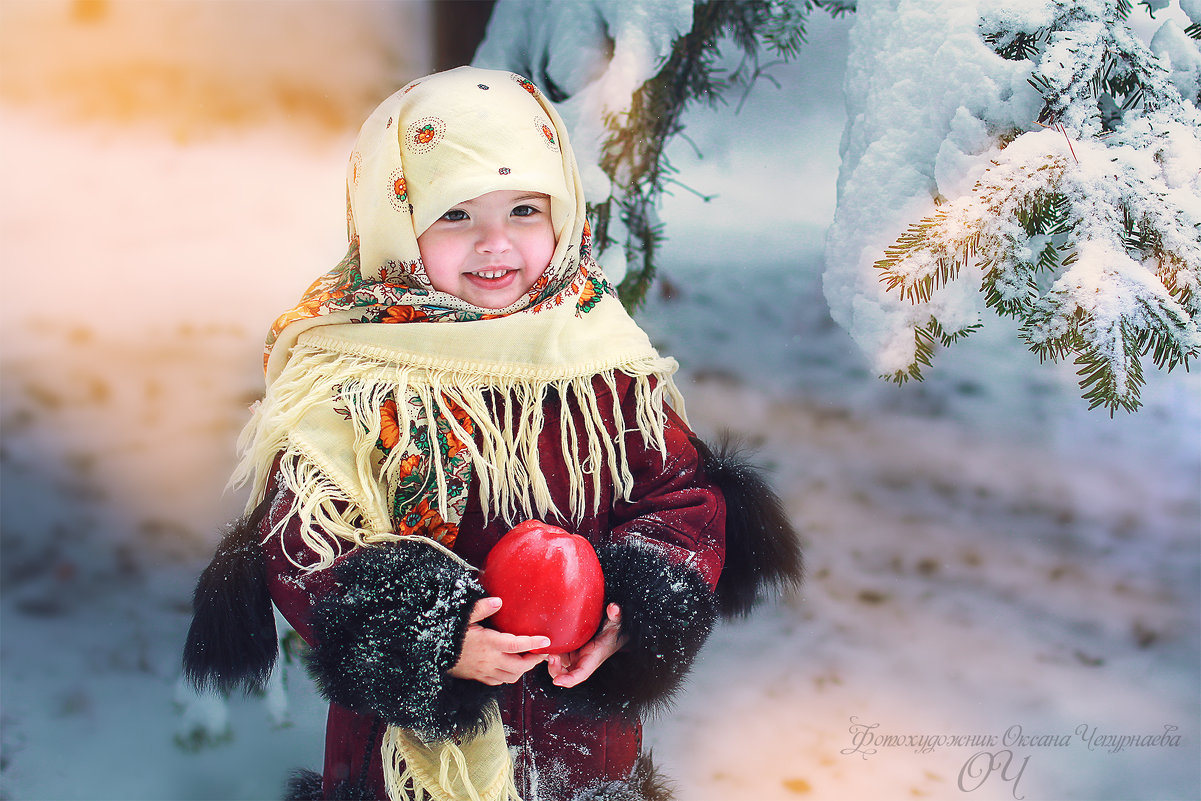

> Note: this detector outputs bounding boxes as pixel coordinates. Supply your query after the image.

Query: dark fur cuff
[546,539,716,720]
[306,540,498,739]
[572,752,674,801]
[183,490,279,695]
[282,769,323,801]
[693,436,803,617]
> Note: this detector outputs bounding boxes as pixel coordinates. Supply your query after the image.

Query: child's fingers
[546,653,576,679]
[497,651,547,679]
[549,609,624,687]
[469,625,536,651]
[493,631,552,654]
[467,596,503,624]
[550,644,598,687]
[552,658,595,688]
[604,604,629,650]
[470,648,548,685]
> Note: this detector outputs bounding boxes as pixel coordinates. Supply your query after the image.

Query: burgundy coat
[263,374,726,800]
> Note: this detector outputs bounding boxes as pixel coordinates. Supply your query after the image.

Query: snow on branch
[876,125,1201,411]
[826,0,1200,413]
[1001,0,1189,132]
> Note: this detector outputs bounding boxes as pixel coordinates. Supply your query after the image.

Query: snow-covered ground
[2,5,1198,801]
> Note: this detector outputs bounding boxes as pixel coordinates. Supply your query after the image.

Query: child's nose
[476,220,512,253]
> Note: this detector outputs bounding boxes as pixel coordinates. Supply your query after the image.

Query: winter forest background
[1,1,1198,799]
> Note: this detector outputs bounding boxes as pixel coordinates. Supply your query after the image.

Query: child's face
[417,190,556,309]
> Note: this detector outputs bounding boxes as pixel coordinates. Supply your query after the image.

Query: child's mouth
[467,268,518,289]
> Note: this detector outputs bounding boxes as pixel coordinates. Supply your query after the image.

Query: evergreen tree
[871,0,1200,413]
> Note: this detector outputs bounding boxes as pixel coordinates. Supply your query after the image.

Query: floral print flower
[395,452,422,480]
[379,399,401,450]
[513,75,538,95]
[396,498,457,546]
[406,117,445,154]
[381,305,430,324]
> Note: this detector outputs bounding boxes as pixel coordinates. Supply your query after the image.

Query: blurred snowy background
[0,1,1197,800]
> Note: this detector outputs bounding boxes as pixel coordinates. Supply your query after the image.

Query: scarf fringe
[232,341,684,571]
[380,712,522,801]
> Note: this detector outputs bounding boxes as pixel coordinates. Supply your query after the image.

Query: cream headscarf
[232,68,686,801]
[261,67,594,381]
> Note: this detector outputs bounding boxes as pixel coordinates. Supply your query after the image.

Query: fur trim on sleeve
[183,489,279,695]
[544,538,716,720]
[571,752,674,801]
[282,769,324,801]
[305,540,500,739]
[692,436,803,618]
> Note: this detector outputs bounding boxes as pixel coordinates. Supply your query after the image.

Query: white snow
[1151,19,1201,102]
[824,0,1201,390]
[1,3,1198,801]
[825,0,1043,377]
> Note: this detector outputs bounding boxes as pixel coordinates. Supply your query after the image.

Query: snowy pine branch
[875,120,1201,413]
[978,0,1188,133]
[848,0,1201,413]
[817,0,858,16]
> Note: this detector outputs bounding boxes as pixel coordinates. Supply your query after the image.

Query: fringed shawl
[234,297,683,572]
[230,67,685,801]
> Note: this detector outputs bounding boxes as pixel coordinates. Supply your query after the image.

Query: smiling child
[185,66,799,801]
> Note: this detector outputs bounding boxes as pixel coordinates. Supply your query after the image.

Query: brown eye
[441,209,469,222]
[512,205,539,217]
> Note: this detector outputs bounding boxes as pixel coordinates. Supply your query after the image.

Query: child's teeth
[476,270,506,279]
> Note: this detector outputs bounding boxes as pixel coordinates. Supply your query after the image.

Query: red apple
[480,520,605,654]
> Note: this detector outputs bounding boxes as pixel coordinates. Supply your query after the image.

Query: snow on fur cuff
[306,540,498,739]
[571,752,674,801]
[545,538,716,720]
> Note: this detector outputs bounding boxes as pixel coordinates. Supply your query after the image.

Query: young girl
[185,66,799,801]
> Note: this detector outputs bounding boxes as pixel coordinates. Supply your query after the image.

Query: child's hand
[449,597,550,686]
[545,604,625,688]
